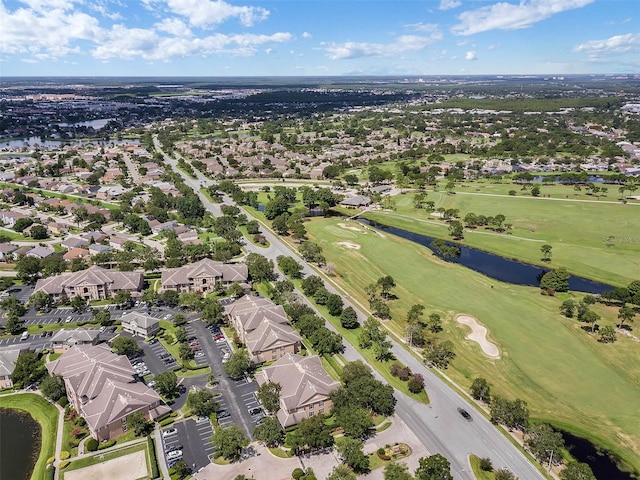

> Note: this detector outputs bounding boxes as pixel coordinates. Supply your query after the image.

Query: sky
[0,0,638,77]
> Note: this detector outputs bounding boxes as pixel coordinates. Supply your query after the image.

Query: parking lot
[161,417,216,471]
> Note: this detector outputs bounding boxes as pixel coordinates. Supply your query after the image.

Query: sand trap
[456,315,500,358]
[64,450,148,480]
[337,241,361,250]
[430,212,445,218]
[338,222,366,233]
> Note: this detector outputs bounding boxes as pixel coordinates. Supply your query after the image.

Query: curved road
[153,137,546,480]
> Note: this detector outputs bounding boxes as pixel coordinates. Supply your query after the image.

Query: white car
[194,352,205,358]
[166,449,182,460]
[162,428,177,437]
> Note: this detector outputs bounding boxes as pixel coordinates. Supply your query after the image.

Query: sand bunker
[64,450,148,480]
[337,241,361,250]
[430,212,445,218]
[338,223,366,233]
[456,315,500,358]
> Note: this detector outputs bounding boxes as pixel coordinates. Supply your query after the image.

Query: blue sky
[1,0,638,76]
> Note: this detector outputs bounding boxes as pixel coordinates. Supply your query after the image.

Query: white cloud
[452,0,594,36]
[465,50,477,60]
[302,32,312,38]
[439,0,461,10]
[404,22,440,33]
[574,33,640,54]
[324,32,442,60]
[155,18,193,37]
[145,0,269,28]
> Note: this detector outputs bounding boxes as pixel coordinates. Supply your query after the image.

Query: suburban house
[0,349,20,388]
[26,246,55,259]
[160,258,249,294]
[0,243,18,261]
[50,328,101,353]
[224,296,302,364]
[120,312,160,339]
[33,265,144,302]
[46,344,170,440]
[255,353,340,428]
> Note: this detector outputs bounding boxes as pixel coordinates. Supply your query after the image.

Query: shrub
[85,438,99,452]
[75,416,86,427]
[407,374,425,393]
[59,460,70,470]
[59,451,70,460]
[45,465,55,480]
[98,439,116,450]
[479,457,493,472]
[46,456,55,465]
[292,467,305,480]
[58,396,69,407]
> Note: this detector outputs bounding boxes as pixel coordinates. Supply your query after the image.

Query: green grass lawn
[305,216,640,473]
[0,393,59,480]
[362,187,640,287]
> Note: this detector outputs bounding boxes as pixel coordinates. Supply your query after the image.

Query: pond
[359,219,613,294]
[561,430,638,480]
[0,407,41,480]
[0,137,139,149]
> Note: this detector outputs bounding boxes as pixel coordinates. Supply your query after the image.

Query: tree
[178,342,195,361]
[154,371,178,399]
[340,306,359,329]
[223,349,250,379]
[40,374,66,401]
[560,299,576,318]
[531,184,541,197]
[384,462,413,480]
[617,305,635,328]
[41,253,65,277]
[540,268,570,292]
[448,220,464,240]
[302,275,325,296]
[278,256,303,278]
[326,464,357,480]
[299,241,325,265]
[377,275,396,299]
[5,316,23,335]
[253,416,283,446]
[540,244,553,262]
[598,325,617,343]
[11,352,47,388]
[212,424,249,460]
[114,289,132,306]
[175,326,188,344]
[423,340,456,369]
[246,253,275,282]
[69,295,86,313]
[2,296,26,318]
[264,196,290,220]
[415,453,453,480]
[490,396,529,431]
[30,224,48,240]
[94,309,113,326]
[335,405,374,439]
[111,336,141,357]
[13,217,34,232]
[427,313,442,333]
[494,469,518,480]
[187,389,219,417]
[246,220,260,235]
[407,304,425,324]
[336,437,370,473]
[293,414,334,452]
[201,298,224,324]
[257,381,281,415]
[16,255,41,284]
[169,460,190,479]
[326,294,344,316]
[127,411,153,437]
[470,377,491,403]
[407,374,425,393]
[29,291,52,312]
[560,462,596,480]
[525,423,564,464]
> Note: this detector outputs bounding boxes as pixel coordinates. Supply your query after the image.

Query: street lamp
[546,449,554,472]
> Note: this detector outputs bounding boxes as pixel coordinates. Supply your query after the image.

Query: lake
[0,408,41,480]
[359,219,613,294]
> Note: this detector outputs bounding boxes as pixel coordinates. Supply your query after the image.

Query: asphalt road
[153,137,546,480]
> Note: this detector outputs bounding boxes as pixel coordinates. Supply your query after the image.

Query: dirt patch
[64,449,148,480]
[456,314,500,358]
[336,241,361,250]
[430,212,445,218]
[337,222,366,233]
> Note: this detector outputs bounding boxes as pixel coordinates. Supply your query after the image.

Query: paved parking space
[162,419,216,471]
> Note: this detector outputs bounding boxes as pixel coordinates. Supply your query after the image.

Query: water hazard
[359,219,613,294]
[0,408,41,480]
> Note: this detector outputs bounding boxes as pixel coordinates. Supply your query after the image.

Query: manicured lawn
[0,393,59,480]
[362,186,640,287]
[305,217,640,473]
[469,454,497,480]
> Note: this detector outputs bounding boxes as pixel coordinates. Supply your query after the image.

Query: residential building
[50,328,101,354]
[255,353,340,427]
[0,349,20,388]
[46,344,170,440]
[33,265,144,302]
[160,258,248,294]
[340,195,371,208]
[121,312,160,339]
[224,296,301,364]
[0,243,18,261]
[26,246,55,259]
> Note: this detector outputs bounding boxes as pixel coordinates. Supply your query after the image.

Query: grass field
[362,187,640,287]
[0,393,59,480]
[304,217,640,474]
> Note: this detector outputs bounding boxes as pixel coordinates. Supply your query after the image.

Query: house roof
[27,246,55,258]
[225,295,289,332]
[0,349,20,377]
[63,248,90,260]
[33,265,143,296]
[256,353,339,427]
[244,320,301,363]
[161,258,248,288]
[121,311,159,330]
[51,328,101,345]
[340,195,371,206]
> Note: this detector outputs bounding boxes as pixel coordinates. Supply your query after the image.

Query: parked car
[162,428,177,437]
[194,352,205,358]
[216,410,230,419]
[166,449,182,461]
[249,407,262,416]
